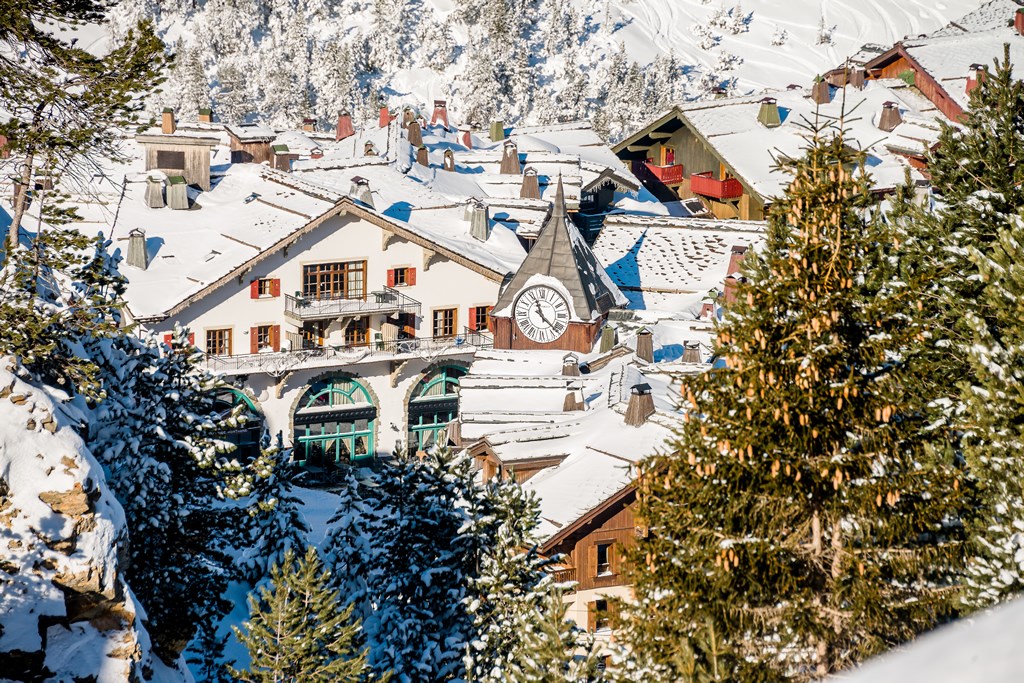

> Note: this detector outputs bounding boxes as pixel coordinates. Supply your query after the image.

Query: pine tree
[231,546,379,683]
[618,124,967,680]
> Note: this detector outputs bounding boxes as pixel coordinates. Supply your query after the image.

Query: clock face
[514,286,570,343]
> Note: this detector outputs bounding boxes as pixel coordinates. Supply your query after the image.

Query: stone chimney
[849,66,866,89]
[520,167,541,199]
[500,140,521,175]
[407,120,423,147]
[379,104,391,128]
[489,119,505,142]
[966,63,986,95]
[562,353,580,377]
[624,383,655,427]
[198,107,213,123]
[336,112,355,141]
[416,145,429,167]
[302,117,316,132]
[635,328,653,363]
[349,176,374,209]
[757,97,781,128]
[878,101,903,132]
[811,76,831,105]
[126,228,149,270]
[443,149,455,171]
[459,124,473,149]
[161,108,176,135]
[1016,8,1024,35]
[468,200,491,241]
[431,100,449,129]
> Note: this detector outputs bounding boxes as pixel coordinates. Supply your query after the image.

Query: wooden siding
[867,47,964,122]
[559,503,637,593]
[668,125,725,182]
[490,315,601,353]
[229,132,273,165]
[143,142,212,190]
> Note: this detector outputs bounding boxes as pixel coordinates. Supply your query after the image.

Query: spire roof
[494,175,626,321]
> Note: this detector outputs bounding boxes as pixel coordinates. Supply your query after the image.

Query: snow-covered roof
[676,81,943,201]
[593,215,765,312]
[929,0,1023,37]
[271,130,321,156]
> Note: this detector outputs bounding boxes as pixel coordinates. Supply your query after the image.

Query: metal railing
[284,287,421,321]
[205,329,493,375]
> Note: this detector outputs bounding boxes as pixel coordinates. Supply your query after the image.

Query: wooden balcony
[643,161,684,184]
[689,171,744,200]
[205,329,493,377]
[552,566,577,593]
[284,287,420,322]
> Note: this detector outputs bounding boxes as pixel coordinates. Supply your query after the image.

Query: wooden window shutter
[587,544,598,578]
[610,543,621,574]
[386,269,396,288]
[407,268,416,285]
[163,333,172,345]
[249,279,260,299]
[187,332,195,345]
[250,327,258,354]
[271,325,281,352]
[271,279,281,297]
[586,601,597,632]
[467,307,478,331]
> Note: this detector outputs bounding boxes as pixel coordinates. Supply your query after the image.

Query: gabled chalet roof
[929,0,1023,37]
[492,176,628,321]
[226,123,276,142]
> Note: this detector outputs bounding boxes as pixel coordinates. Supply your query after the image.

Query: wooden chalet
[135,109,219,191]
[227,124,276,164]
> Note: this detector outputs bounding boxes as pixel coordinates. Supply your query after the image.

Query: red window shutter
[271,279,281,297]
[163,333,172,345]
[250,327,258,354]
[187,333,195,345]
[407,268,416,286]
[249,279,259,299]
[386,269,396,288]
[271,325,281,352]
[468,307,478,331]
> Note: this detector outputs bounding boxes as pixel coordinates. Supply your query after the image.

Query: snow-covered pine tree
[161,42,210,119]
[231,546,378,682]
[213,58,252,124]
[618,123,967,680]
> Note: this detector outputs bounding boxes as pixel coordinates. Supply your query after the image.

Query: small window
[433,308,457,338]
[258,279,273,297]
[473,306,492,332]
[596,542,612,575]
[393,267,409,287]
[595,599,610,631]
[206,328,232,356]
[345,316,369,347]
[156,149,186,169]
[255,325,272,351]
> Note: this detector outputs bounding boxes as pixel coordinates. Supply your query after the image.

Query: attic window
[204,250,221,262]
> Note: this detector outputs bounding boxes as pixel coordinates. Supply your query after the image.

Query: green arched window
[294,376,376,467]
[408,366,466,453]
[213,388,263,460]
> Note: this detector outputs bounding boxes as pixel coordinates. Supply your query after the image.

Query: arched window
[294,376,376,468]
[213,388,264,460]
[407,366,466,454]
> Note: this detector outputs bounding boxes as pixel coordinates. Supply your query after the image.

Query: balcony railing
[551,567,577,593]
[284,287,421,322]
[205,329,493,376]
[689,171,744,200]
[642,161,684,184]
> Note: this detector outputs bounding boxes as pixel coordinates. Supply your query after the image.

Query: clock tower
[490,176,626,353]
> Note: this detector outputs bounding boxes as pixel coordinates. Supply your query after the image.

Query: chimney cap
[199,107,212,115]
[351,175,369,186]
[129,227,145,236]
[563,352,579,362]
[786,83,801,90]
[883,101,898,108]
[969,63,986,71]
[434,99,447,107]
[631,383,652,395]
[732,244,747,253]
[760,96,777,104]
[162,107,174,113]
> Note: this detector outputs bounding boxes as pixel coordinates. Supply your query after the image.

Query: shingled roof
[493,176,627,321]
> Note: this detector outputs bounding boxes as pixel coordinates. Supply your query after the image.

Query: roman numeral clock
[513,285,570,344]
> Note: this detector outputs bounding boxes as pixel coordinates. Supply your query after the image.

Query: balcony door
[661,145,675,166]
[302,261,366,300]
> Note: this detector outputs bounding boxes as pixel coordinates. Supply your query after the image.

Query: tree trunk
[8,151,33,254]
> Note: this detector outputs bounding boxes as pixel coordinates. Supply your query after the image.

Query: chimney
[1016,8,1024,36]
[161,108,176,135]
[407,120,423,147]
[468,200,491,241]
[489,119,505,142]
[563,388,583,412]
[500,140,521,175]
[198,107,212,124]
[624,383,655,427]
[700,301,715,319]
[562,353,580,377]
[311,148,323,160]
[849,66,866,89]
[431,100,449,130]
[966,63,986,95]
[635,328,653,363]
[402,108,416,129]
[379,104,391,128]
[757,97,781,128]
[811,76,831,105]
[145,177,165,209]
[682,342,702,363]
[349,176,374,209]
[335,112,355,141]
[416,145,429,167]
[599,325,617,353]
[878,101,903,132]
[712,85,728,98]
[364,141,378,156]
[442,149,455,171]
[126,228,149,270]
[520,167,541,199]
[727,245,747,278]
[459,124,473,149]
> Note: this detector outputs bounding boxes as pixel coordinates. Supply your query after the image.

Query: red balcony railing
[643,161,684,184]
[690,171,744,200]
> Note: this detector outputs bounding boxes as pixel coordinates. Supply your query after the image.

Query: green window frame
[407,366,466,453]
[294,377,376,466]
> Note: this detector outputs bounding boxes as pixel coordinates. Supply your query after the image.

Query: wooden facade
[489,315,602,354]
[864,46,965,121]
[228,130,274,165]
[137,134,215,191]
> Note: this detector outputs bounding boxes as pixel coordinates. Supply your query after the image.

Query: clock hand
[534,302,553,326]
